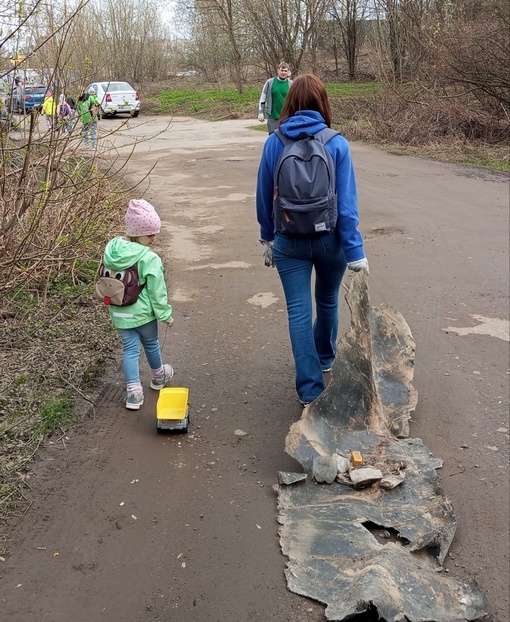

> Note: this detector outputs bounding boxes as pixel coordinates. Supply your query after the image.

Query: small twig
[19,487,31,501]
[15,500,34,527]
[449,468,466,476]
[160,323,170,352]
[14,436,43,470]
[56,426,67,450]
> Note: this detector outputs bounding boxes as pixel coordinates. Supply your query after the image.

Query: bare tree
[327,0,370,81]
[243,0,330,75]
[427,0,510,110]
[372,0,431,83]
[90,0,173,84]
[195,0,247,91]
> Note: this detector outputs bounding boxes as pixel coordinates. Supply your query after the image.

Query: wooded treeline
[1,0,509,128]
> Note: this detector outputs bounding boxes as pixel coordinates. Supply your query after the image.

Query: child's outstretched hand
[167,318,175,327]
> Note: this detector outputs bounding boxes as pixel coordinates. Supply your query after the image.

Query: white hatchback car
[86,81,140,117]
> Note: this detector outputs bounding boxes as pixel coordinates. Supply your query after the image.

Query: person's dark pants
[267,118,279,135]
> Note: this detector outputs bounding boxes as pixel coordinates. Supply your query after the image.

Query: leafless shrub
[0,121,126,308]
[337,85,509,148]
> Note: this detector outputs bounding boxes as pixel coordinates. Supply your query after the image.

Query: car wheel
[131,110,140,118]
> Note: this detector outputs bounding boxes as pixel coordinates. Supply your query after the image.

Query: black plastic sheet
[277,273,489,621]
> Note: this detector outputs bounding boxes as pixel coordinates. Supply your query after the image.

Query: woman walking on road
[77,87,99,149]
[256,74,369,406]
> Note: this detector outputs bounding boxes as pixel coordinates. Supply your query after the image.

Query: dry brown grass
[331,86,509,171]
[0,119,128,544]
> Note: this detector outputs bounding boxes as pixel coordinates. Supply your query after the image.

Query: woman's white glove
[258,113,265,123]
[347,258,369,274]
[259,239,275,268]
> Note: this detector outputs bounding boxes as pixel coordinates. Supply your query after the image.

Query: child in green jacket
[102,199,175,410]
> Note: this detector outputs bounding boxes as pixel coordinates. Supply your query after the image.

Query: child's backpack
[273,128,339,237]
[95,262,145,306]
[57,102,71,120]
[89,100,100,119]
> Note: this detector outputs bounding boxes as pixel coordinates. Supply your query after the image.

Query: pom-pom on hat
[125,199,161,237]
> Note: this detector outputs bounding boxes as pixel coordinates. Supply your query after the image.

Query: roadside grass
[36,391,75,438]
[155,86,262,118]
[144,81,508,172]
[153,82,379,119]
[0,140,125,549]
[379,141,510,172]
[0,279,119,552]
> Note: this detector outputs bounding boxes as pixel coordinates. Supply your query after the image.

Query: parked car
[6,85,46,114]
[86,81,140,117]
[176,70,199,77]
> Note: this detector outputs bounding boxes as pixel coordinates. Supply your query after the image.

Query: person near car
[56,94,73,135]
[100,199,175,410]
[255,73,369,406]
[65,94,76,117]
[67,95,76,119]
[77,87,99,149]
[258,62,292,135]
[42,91,56,129]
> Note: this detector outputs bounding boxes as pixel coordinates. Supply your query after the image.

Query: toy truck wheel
[156,413,189,434]
[173,415,189,434]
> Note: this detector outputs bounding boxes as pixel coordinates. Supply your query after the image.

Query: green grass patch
[381,141,510,172]
[326,82,379,98]
[34,391,75,438]
[462,154,509,172]
[154,83,379,120]
[156,86,261,119]
[81,362,107,385]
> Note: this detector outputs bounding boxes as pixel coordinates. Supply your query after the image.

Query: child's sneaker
[150,364,174,390]
[126,391,144,410]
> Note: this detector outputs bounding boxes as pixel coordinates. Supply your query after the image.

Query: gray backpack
[273,128,339,237]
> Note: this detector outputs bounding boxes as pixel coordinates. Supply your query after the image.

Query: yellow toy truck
[156,387,190,433]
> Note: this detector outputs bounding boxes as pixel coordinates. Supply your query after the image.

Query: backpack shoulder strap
[314,127,340,145]
[274,128,292,146]
[132,261,146,286]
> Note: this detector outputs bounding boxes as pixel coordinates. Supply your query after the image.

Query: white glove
[259,239,275,268]
[258,113,265,123]
[347,258,369,274]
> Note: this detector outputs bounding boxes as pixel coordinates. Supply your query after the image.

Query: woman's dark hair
[279,74,332,128]
[78,93,87,102]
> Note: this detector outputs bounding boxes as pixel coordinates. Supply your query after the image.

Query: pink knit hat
[125,199,161,237]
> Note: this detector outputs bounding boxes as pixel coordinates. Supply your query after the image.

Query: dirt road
[1,117,508,621]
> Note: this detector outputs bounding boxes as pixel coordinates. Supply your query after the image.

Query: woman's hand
[347,258,369,274]
[259,239,275,268]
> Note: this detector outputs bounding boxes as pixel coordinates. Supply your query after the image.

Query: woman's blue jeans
[118,319,162,385]
[273,233,347,403]
[81,121,97,147]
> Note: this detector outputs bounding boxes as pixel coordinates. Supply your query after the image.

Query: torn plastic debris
[277,272,489,621]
